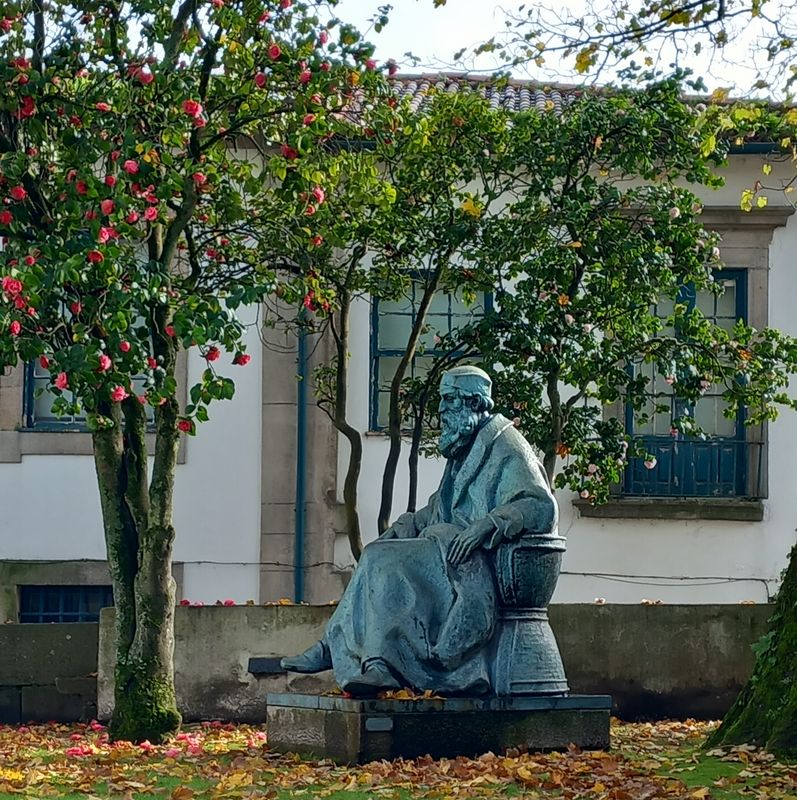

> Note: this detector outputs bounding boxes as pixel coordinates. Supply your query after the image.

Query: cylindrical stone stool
[491,534,569,696]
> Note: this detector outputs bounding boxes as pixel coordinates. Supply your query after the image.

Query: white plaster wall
[0,311,263,605]
[341,154,797,603]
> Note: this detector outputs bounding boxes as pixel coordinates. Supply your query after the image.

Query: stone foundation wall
[0,623,98,723]
[96,603,772,723]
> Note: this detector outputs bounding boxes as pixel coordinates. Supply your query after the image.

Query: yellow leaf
[565,241,582,248]
[757,195,769,208]
[691,789,710,799]
[277,597,293,605]
[711,87,730,103]
[763,163,772,175]
[592,782,607,792]
[460,197,483,218]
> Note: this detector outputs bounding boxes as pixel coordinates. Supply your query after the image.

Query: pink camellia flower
[177,418,192,433]
[582,323,594,334]
[119,340,131,353]
[95,102,112,112]
[70,301,82,314]
[54,372,68,390]
[268,43,281,60]
[98,226,115,243]
[587,463,598,474]
[232,353,251,366]
[110,385,128,402]
[311,185,325,204]
[164,747,181,758]
[564,313,575,325]
[87,250,104,264]
[137,68,154,85]
[100,199,114,215]
[205,345,221,362]
[254,72,267,89]
[144,206,158,221]
[138,740,155,752]
[104,175,117,187]
[97,354,112,372]
[9,185,27,201]
[319,30,329,45]
[512,417,521,427]
[137,394,147,405]
[182,99,203,118]
[0,209,12,225]
[388,60,398,77]
[303,113,316,126]
[2,276,23,295]
[191,601,204,607]
[212,0,224,7]
[125,211,139,224]
[644,458,658,470]
[122,159,139,174]
[192,172,207,186]
[222,599,235,606]
[580,489,590,499]
[9,320,21,335]
[365,58,377,70]
[298,68,311,84]
[311,235,323,247]
[280,0,292,7]
[39,355,49,369]
[147,356,158,368]
[664,375,676,385]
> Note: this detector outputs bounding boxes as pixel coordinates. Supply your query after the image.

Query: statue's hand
[446,517,494,567]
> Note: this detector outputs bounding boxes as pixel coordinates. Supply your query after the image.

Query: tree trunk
[92,336,182,744]
[331,296,364,561]
[706,540,797,755]
[378,267,446,533]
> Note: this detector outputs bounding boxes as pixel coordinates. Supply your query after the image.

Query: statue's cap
[440,365,492,398]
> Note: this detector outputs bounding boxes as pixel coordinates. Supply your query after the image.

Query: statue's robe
[326,414,557,695]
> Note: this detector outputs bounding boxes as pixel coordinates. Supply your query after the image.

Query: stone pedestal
[266,693,611,764]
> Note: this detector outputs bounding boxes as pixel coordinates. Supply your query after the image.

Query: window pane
[378,313,413,350]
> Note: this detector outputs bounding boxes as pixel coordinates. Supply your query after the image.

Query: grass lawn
[0,719,794,799]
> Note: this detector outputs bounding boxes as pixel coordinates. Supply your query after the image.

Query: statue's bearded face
[438,390,483,459]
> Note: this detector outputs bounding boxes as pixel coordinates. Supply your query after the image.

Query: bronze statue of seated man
[282,366,557,696]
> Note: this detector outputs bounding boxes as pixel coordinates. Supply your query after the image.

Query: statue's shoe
[343,661,401,697]
[280,640,332,673]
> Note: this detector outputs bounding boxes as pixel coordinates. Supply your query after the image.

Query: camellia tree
[0,0,391,742]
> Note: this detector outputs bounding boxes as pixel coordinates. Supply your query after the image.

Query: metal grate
[18,585,114,623]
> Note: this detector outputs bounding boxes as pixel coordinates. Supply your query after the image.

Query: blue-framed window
[624,270,750,498]
[370,282,491,430]
[18,585,114,623]
[23,362,154,430]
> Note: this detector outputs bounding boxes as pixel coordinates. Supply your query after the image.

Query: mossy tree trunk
[706,540,797,755]
[92,325,182,744]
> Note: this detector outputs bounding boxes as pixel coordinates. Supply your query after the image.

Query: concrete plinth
[266,693,611,763]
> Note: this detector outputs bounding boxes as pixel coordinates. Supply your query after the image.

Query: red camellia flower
[177,419,192,433]
[299,68,312,84]
[76,180,88,195]
[304,204,316,216]
[70,301,82,314]
[147,356,158,368]
[125,211,139,224]
[122,159,139,174]
[311,235,324,247]
[2,276,22,295]
[39,355,50,369]
[205,346,221,362]
[268,43,281,59]
[87,250,104,264]
[137,69,154,85]
[104,175,117,187]
[303,113,316,125]
[9,320,21,336]
[119,340,131,352]
[280,143,298,160]
[319,30,329,45]
[110,385,128,402]
[365,58,377,70]
[388,60,398,76]
[192,172,207,186]
[95,102,112,112]
[280,0,292,7]
[164,325,176,337]
[9,186,26,201]
[18,96,36,118]
[24,255,35,266]
[144,206,158,221]
[97,354,112,372]
[232,353,251,366]
[54,372,68,390]
[182,99,203,118]
[0,210,12,226]
[254,72,267,89]
[100,199,115,215]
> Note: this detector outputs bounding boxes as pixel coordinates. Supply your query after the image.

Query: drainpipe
[294,320,307,603]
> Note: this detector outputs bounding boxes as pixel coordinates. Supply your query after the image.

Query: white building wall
[0,312,263,605]
[341,155,797,603]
